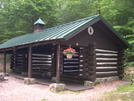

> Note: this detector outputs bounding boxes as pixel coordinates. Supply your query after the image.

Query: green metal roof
[0,15,131,50]
[34,18,46,25]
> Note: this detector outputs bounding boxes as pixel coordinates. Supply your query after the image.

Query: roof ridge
[41,14,100,32]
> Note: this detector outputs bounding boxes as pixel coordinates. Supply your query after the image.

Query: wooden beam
[56,44,61,83]
[3,51,6,73]
[28,44,32,78]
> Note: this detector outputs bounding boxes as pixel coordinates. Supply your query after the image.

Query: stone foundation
[0,73,5,80]
[49,83,66,92]
[84,81,93,87]
[95,76,120,84]
[24,78,36,85]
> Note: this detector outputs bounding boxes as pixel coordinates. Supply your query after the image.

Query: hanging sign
[88,26,94,35]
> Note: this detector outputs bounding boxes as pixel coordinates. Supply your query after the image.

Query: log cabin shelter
[0,15,131,84]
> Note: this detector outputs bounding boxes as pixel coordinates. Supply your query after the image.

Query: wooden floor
[8,72,93,91]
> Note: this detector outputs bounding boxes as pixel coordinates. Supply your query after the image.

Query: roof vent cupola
[33,18,46,34]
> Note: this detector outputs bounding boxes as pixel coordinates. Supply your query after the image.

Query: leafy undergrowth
[97,67,134,101]
[0,66,11,72]
[97,84,134,101]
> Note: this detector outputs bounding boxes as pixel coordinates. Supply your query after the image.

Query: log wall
[61,43,96,83]
[10,51,27,72]
[80,43,96,81]
[96,49,119,78]
[32,53,53,77]
[117,49,124,79]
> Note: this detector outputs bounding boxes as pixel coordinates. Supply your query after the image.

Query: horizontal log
[64,68,79,71]
[88,47,95,50]
[88,52,96,56]
[118,57,124,60]
[79,71,95,75]
[88,66,96,71]
[63,65,79,68]
[96,68,118,72]
[88,56,96,60]
[96,51,118,54]
[96,73,118,77]
[118,70,124,74]
[63,62,79,64]
[32,64,52,66]
[96,64,117,67]
[96,55,117,58]
[97,62,117,65]
[64,59,79,62]
[82,73,89,78]
[96,53,117,56]
[61,74,83,79]
[33,54,52,57]
[96,60,117,62]
[32,61,52,64]
[118,53,124,56]
[63,70,78,72]
[117,61,124,65]
[117,66,124,69]
[88,75,96,82]
[61,78,84,84]
[96,49,118,53]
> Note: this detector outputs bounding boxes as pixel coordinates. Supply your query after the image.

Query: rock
[84,81,93,87]
[49,83,66,92]
[0,73,5,80]
[95,76,120,83]
[24,78,36,85]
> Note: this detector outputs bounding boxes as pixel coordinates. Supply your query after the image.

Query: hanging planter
[66,54,73,59]
[63,48,76,59]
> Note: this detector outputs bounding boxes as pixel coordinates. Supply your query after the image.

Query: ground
[0,76,130,101]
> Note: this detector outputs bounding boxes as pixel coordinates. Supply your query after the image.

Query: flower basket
[63,48,76,58]
[66,54,73,59]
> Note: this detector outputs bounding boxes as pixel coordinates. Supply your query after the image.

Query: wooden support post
[56,44,61,83]
[3,51,6,73]
[28,44,32,78]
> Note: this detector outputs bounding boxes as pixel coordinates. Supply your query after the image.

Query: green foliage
[93,81,100,86]
[97,84,134,101]
[0,0,58,44]
[117,84,134,92]
[57,0,98,24]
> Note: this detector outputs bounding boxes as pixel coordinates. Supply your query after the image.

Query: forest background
[0,0,134,66]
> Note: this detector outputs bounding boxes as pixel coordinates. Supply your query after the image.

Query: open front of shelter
[0,15,131,84]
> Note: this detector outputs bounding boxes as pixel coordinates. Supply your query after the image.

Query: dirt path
[0,76,130,101]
